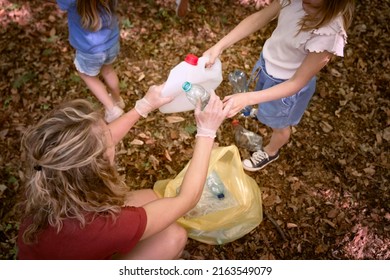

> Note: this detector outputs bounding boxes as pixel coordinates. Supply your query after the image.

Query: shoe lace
[251,150,269,164]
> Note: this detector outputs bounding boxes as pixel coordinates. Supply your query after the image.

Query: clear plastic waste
[182,170,238,219]
[159,54,222,113]
[182,82,210,110]
[205,170,225,199]
[228,69,258,118]
[228,69,248,93]
[232,119,263,152]
[241,106,258,118]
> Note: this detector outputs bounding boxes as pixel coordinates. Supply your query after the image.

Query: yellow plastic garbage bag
[153,145,263,245]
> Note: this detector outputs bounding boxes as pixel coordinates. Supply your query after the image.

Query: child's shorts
[74,42,120,76]
[252,53,316,129]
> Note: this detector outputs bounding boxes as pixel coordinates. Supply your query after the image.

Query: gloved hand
[135,84,174,117]
[195,91,233,138]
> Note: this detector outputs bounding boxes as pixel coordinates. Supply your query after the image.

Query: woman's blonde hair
[77,0,117,32]
[282,0,355,31]
[20,99,127,243]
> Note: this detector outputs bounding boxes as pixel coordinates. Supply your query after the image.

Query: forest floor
[0,0,389,260]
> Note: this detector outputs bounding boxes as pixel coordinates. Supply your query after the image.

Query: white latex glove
[135,83,174,117]
[195,92,233,138]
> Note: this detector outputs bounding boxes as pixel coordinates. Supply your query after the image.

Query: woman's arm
[223,51,334,117]
[108,84,173,145]
[140,95,233,240]
[107,109,141,145]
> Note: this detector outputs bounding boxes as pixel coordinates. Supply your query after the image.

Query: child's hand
[239,0,272,9]
[254,0,272,9]
[223,93,249,118]
[203,45,223,68]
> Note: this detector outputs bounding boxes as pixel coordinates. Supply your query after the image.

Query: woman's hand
[135,83,174,117]
[195,92,233,138]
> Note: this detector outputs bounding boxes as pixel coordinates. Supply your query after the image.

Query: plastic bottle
[232,119,263,152]
[182,82,210,110]
[228,69,248,93]
[228,69,258,118]
[159,54,222,113]
[205,170,225,200]
[241,106,258,118]
[176,170,225,200]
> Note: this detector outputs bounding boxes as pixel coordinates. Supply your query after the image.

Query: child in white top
[204,0,355,171]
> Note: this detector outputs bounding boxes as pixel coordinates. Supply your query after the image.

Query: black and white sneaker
[242,150,280,171]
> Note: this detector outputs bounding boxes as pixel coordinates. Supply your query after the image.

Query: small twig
[263,209,288,241]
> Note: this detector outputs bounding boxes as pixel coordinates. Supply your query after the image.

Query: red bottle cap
[184,54,198,65]
[232,119,239,126]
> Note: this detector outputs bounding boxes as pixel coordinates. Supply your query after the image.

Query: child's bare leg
[101,64,121,103]
[264,126,291,156]
[78,72,114,110]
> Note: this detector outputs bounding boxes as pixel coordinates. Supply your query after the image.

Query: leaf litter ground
[0,0,389,259]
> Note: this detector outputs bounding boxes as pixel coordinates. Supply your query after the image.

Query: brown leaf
[262,194,281,207]
[315,244,329,254]
[383,127,390,141]
[137,73,145,81]
[287,223,298,228]
[164,149,172,161]
[137,132,149,139]
[170,129,179,140]
[363,167,375,176]
[49,27,56,37]
[123,71,132,77]
[327,209,338,219]
[166,116,185,123]
[319,121,333,133]
[130,139,144,145]
[322,218,337,229]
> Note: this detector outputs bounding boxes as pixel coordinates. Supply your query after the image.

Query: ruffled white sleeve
[304,17,347,57]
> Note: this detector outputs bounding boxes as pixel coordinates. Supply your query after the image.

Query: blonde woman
[17,85,232,259]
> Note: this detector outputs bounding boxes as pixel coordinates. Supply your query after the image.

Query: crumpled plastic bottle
[232,119,263,152]
[205,170,225,200]
[176,170,225,200]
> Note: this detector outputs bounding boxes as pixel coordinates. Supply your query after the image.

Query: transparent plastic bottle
[232,119,263,152]
[228,69,248,93]
[182,82,210,110]
[176,170,225,200]
[228,69,258,118]
[159,54,222,113]
[205,170,225,199]
[228,70,248,117]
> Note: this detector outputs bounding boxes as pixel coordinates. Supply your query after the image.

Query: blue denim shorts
[252,54,316,129]
[74,42,120,76]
